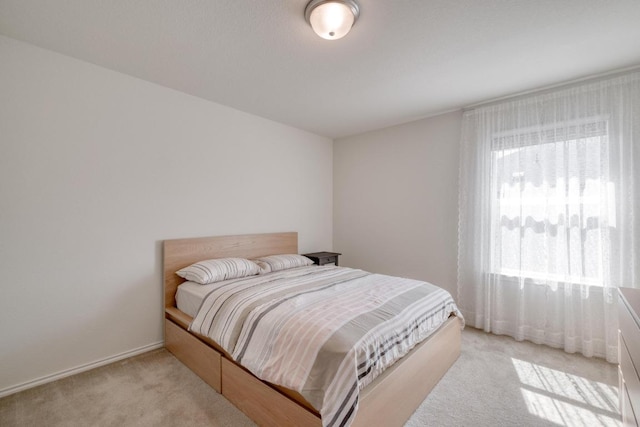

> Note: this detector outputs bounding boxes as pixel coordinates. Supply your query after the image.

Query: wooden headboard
[163,232,298,308]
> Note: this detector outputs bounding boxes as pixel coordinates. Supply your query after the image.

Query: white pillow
[176,257,260,285]
[253,254,314,274]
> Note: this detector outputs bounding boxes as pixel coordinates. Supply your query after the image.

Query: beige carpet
[0,328,620,427]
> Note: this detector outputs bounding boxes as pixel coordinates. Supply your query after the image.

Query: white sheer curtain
[457,72,639,362]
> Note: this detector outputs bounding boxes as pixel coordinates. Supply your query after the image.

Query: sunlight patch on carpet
[511,358,620,426]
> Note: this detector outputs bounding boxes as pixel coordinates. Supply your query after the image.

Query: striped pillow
[253,254,314,274]
[176,258,260,285]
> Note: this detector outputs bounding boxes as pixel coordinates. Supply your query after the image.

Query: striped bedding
[189,265,463,427]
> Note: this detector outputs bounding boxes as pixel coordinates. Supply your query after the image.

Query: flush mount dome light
[305,0,360,40]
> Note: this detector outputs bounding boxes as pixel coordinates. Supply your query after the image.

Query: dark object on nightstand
[303,252,341,266]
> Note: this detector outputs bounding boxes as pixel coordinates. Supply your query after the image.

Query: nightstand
[303,252,341,266]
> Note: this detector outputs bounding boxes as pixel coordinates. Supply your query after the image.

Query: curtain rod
[463,64,640,111]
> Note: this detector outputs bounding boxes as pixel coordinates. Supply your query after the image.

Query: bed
[164,232,463,426]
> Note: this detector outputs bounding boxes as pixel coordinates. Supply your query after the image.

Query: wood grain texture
[222,358,322,427]
[163,232,297,308]
[165,319,222,392]
[165,306,192,329]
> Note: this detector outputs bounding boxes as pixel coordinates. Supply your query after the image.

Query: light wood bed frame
[164,232,462,426]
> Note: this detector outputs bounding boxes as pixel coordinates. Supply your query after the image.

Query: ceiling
[1,1,639,139]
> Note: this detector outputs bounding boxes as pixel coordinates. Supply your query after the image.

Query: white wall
[0,35,333,394]
[333,111,462,296]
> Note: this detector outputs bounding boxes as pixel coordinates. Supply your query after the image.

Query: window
[457,72,639,362]
[490,120,611,287]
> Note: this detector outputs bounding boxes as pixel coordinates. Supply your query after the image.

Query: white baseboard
[0,341,165,398]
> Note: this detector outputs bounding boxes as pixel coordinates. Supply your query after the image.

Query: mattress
[176,280,220,318]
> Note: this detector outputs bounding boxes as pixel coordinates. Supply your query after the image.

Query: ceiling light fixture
[305,0,360,41]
